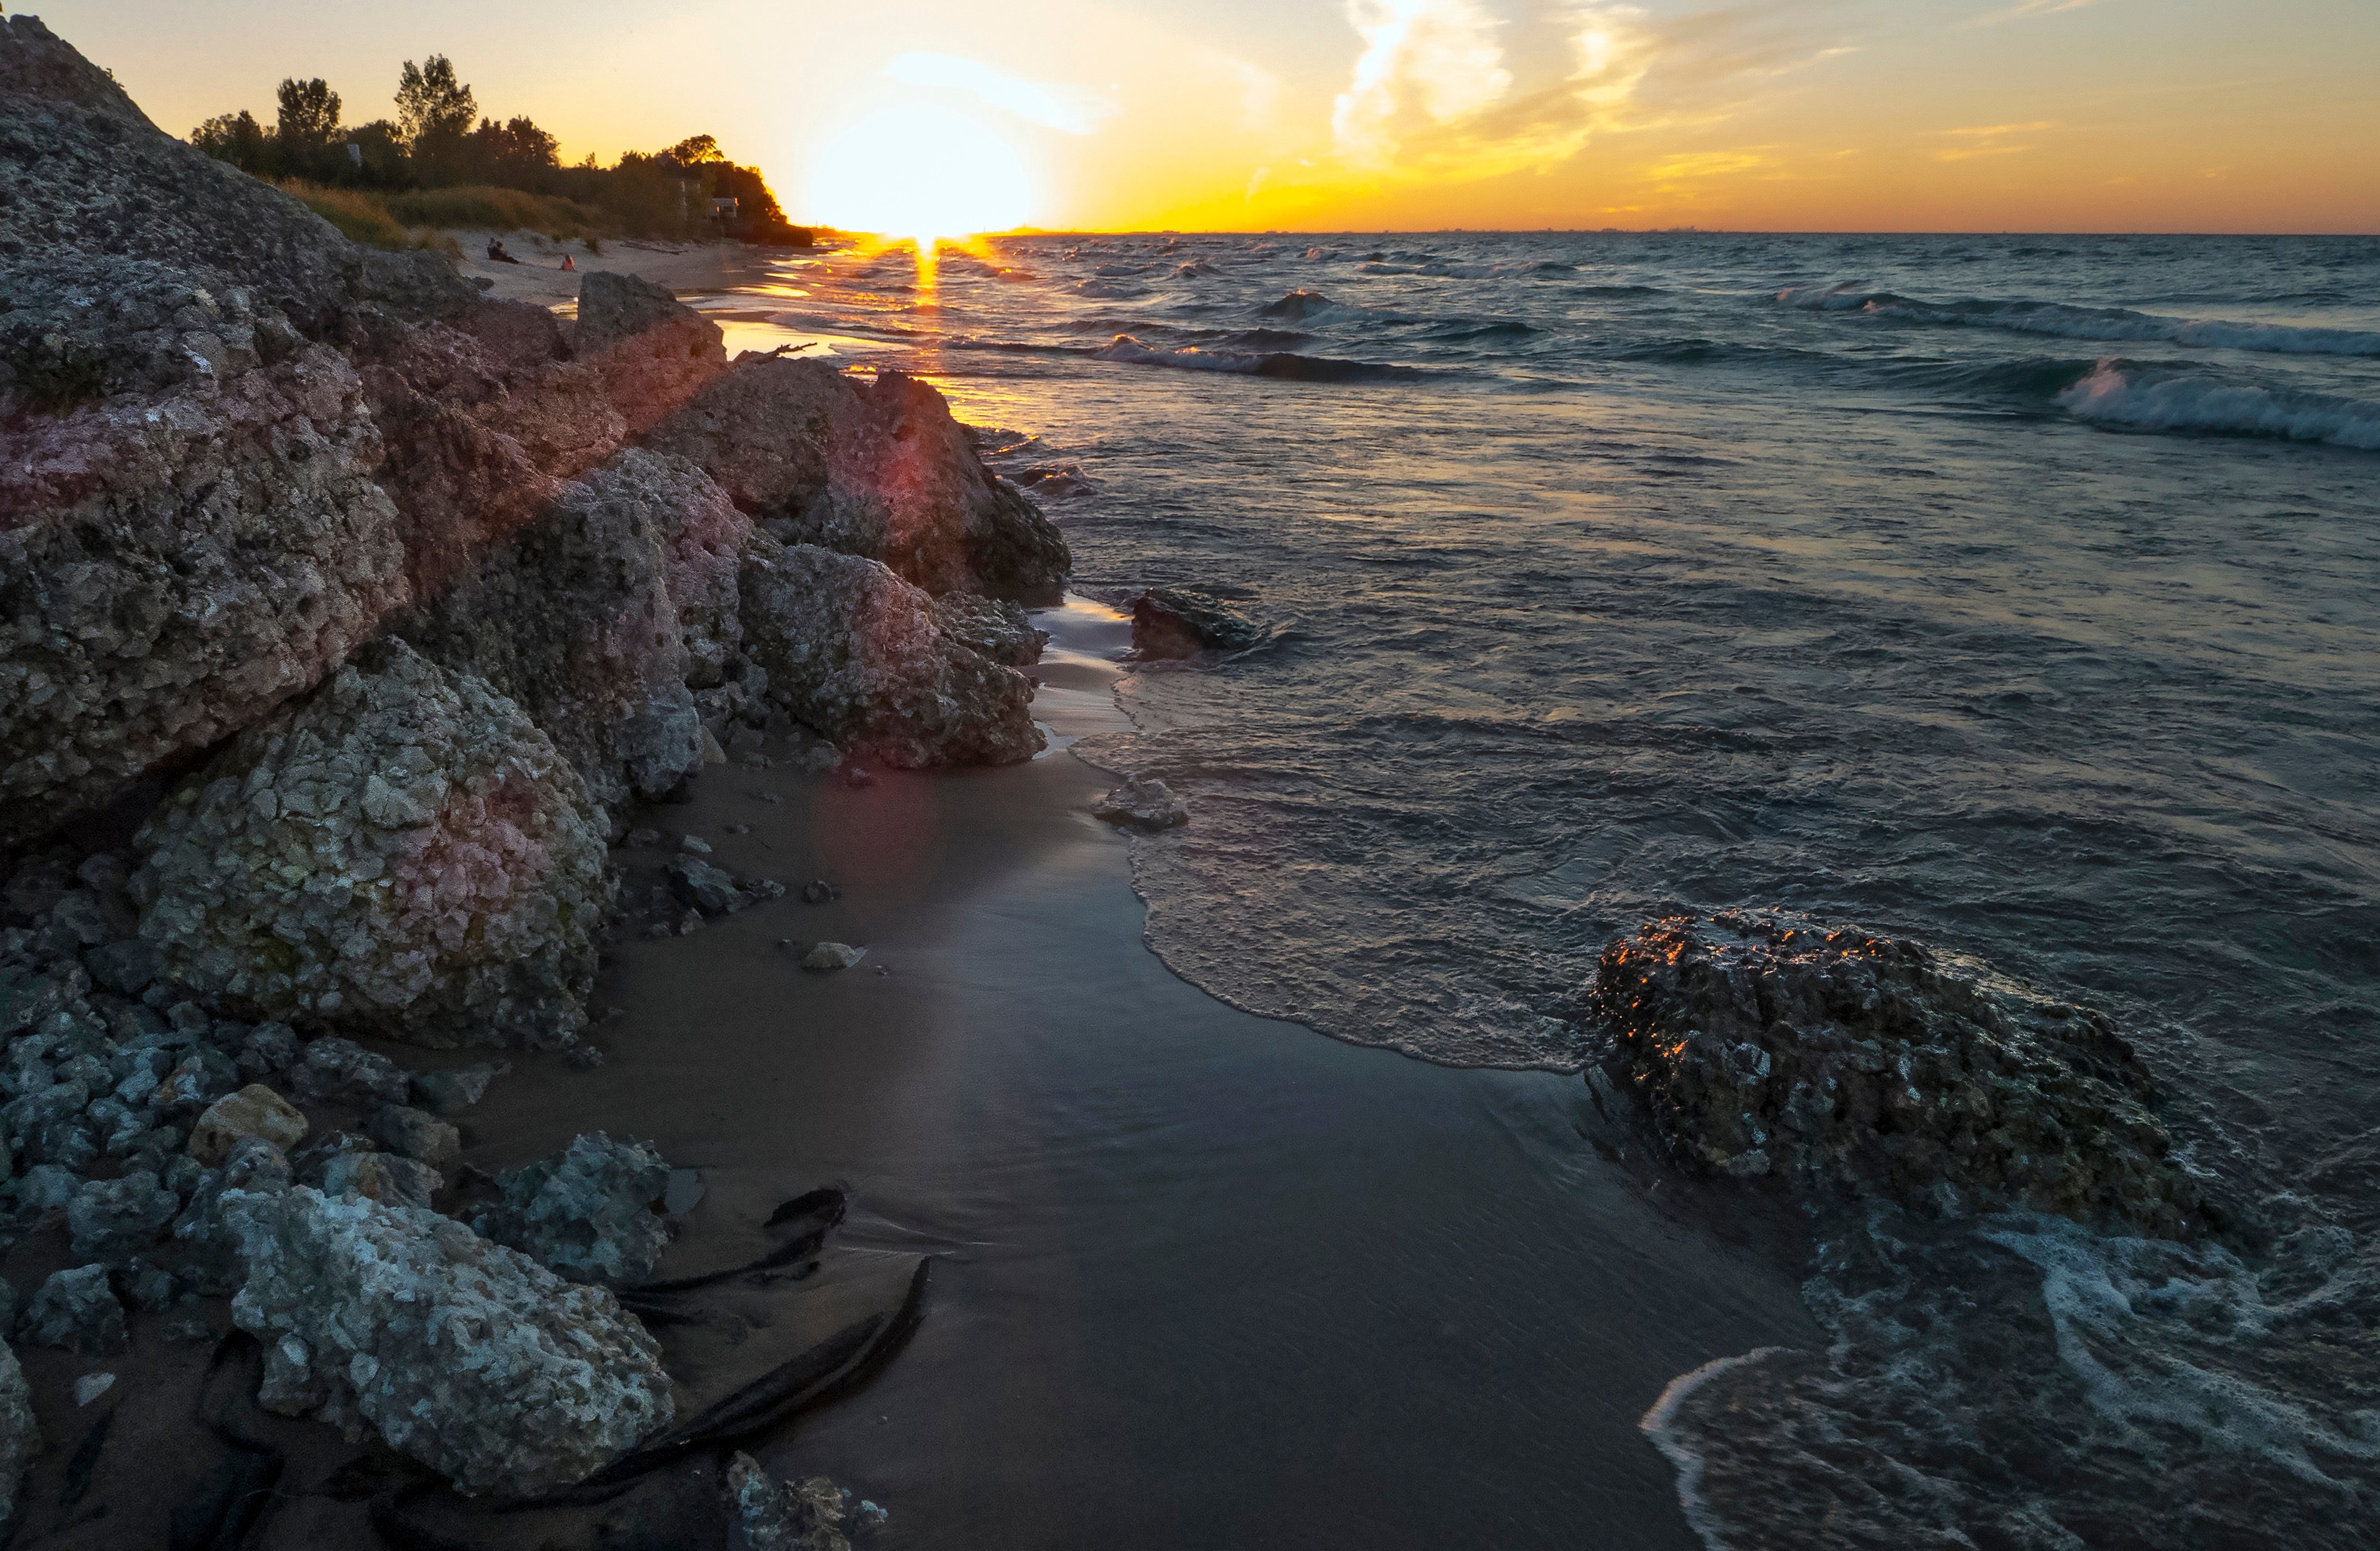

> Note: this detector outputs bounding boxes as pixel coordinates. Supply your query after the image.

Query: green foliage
[395,54,475,151]
[188,51,803,244]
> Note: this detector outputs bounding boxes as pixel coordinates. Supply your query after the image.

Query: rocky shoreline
[1,15,1058,1543]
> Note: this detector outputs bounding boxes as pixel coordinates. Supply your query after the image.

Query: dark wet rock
[928,592,1046,668]
[366,1103,461,1175]
[1,860,72,924]
[469,1131,670,1288]
[233,1021,302,1079]
[739,537,1042,767]
[802,943,865,972]
[1129,587,1260,658]
[171,1133,293,1294]
[1093,778,1190,831]
[297,1135,441,1211]
[666,856,743,915]
[726,1452,880,1551]
[410,1062,503,1117]
[400,450,743,819]
[287,1037,408,1108]
[157,1041,241,1111]
[131,640,611,1048]
[189,1082,309,1166]
[226,1185,674,1494]
[9,1164,78,1219]
[644,358,1069,600]
[0,1338,35,1527]
[1589,913,2209,1236]
[122,1260,176,1311]
[65,1169,178,1263]
[801,880,840,905]
[23,1264,124,1355]
[81,938,158,996]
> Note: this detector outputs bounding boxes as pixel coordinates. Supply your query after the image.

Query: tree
[665,133,722,165]
[395,55,475,152]
[190,109,270,173]
[275,77,341,151]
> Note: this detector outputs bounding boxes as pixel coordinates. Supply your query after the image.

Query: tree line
[190,56,808,244]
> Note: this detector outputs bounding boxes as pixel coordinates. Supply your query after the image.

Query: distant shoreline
[448,228,795,308]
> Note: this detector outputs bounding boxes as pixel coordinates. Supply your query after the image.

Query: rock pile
[1589,913,2208,1236]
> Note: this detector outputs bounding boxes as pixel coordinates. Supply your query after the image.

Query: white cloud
[882,53,1116,135]
[1968,0,2107,26]
[1331,0,1514,164]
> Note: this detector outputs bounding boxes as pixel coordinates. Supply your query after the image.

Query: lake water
[702,232,2380,1548]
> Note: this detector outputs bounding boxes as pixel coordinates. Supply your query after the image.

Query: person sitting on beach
[560,253,576,272]
[486,238,521,265]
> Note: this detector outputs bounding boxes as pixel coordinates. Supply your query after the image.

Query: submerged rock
[1093,779,1190,831]
[739,537,1042,767]
[643,358,1069,600]
[1129,587,1260,658]
[1589,913,2208,1236]
[468,1131,670,1288]
[0,1341,34,1527]
[226,1185,673,1495]
[131,640,611,1048]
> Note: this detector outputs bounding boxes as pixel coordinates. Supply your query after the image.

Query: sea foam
[2058,361,2380,449]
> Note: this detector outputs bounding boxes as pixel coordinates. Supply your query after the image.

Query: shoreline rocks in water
[1129,587,1260,659]
[1588,912,2209,1238]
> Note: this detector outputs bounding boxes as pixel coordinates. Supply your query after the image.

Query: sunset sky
[37,0,2380,233]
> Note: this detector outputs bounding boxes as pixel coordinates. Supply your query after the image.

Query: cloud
[1967,0,2106,26]
[1332,0,1514,164]
[1932,118,2058,160]
[882,53,1116,135]
[1202,50,1284,129]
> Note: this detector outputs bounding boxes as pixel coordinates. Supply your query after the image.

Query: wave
[1416,320,1538,343]
[1360,259,1578,279]
[1091,334,1428,384]
[1577,284,1666,297]
[1776,281,2380,357]
[1259,288,1381,326]
[2058,361,2380,449]
[1073,279,1147,299]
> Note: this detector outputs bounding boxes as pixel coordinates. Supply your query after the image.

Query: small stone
[1093,778,1190,830]
[189,1084,308,1166]
[12,1164,80,1218]
[82,939,159,996]
[724,824,752,836]
[470,1133,671,1287]
[676,909,705,935]
[235,1022,302,1079]
[678,835,714,856]
[563,1042,607,1072]
[124,1261,178,1310]
[24,1266,126,1356]
[73,1373,115,1407]
[625,828,661,848]
[801,745,840,775]
[838,766,877,789]
[367,1105,462,1174]
[317,1149,440,1211]
[802,942,866,972]
[0,1341,34,1520]
[667,857,742,915]
[801,880,840,905]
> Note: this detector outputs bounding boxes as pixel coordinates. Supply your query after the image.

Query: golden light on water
[806,104,1033,272]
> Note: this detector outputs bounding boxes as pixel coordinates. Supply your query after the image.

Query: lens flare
[806,104,1035,250]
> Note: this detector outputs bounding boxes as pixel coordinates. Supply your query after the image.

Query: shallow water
[710,232,2380,1546]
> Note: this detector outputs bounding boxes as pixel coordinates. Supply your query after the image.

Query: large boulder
[401,450,744,815]
[643,358,1069,601]
[0,343,411,846]
[470,1131,672,1288]
[1589,913,2208,1236]
[739,537,1042,766]
[0,15,470,339]
[226,1185,674,1496]
[572,271,726,436]
[131,640,611,1048]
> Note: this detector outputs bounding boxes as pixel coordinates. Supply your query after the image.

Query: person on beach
[486,237,521,264]
[560,253,576,271]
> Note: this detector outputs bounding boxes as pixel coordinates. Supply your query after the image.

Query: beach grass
[276,180,609,250]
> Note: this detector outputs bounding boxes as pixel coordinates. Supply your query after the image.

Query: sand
[448,228,788,310]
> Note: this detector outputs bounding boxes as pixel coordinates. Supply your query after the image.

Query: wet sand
[456,601,1817,1550]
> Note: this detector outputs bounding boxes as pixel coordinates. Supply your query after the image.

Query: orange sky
[36,0,2380,233]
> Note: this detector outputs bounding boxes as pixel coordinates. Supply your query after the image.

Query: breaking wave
[1091,334,1430,383]
[2058,361,2380,449]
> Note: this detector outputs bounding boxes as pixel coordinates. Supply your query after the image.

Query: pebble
[678,835,714,855]
[801,879,840,905]
[802,942,866,972]
[73,1372,115,1407]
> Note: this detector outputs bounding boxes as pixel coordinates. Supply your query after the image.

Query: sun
[806,104,1034,250]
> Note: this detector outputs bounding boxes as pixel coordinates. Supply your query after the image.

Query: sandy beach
[448,230,789,310]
